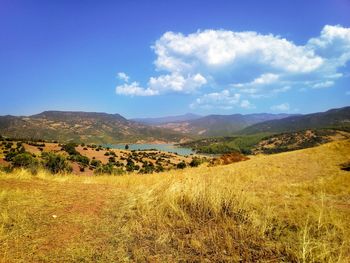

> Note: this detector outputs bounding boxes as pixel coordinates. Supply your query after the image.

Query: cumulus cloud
[116,82,158,96]
[117,72,129,82]
[116,73,207,96]
[154,30,323,73]
[270,103,290,112]
[116,25,350,109]
[307,25,350,66]
[148,73,207,93]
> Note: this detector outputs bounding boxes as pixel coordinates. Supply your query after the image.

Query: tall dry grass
[0,140,350,262]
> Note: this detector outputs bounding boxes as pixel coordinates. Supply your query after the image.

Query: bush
[177,161,187,169]
[189,157,201,167]
[155,165,164,172]
[108,156,116,163]
[340,161,350,171]
[139,162,155,174]
[0,164,13,173]
[4,149,18,161]
[4,142,13,149]
[94,164,124,175]
[12,153,38,168]
[42,152,72,174]
[69,154,90,167]
[90,159,102,168]
[61,143,79,155]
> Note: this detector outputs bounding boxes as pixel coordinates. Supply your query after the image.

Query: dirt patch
[210,153,249,166]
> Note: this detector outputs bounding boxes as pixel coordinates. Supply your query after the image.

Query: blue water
[104,143,194,156]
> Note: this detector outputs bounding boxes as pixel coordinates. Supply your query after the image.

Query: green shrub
[90,159,102,168]
[42,152,72,174]
[94,164,124,175]
[139,162,155,174]
[4,142,13,149]
[68,154,90,167]
[108,156,116,163]
[177,161,187,169]
[4,149,18,161]
[12,153,38,168]
[155,165,164,172]
[61,143,79,155]
[189,157,201,167]
[0,165,13,173]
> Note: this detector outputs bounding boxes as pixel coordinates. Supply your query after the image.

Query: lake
[105,143,195,156]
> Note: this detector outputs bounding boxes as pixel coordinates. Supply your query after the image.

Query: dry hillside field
[1,140,350,262]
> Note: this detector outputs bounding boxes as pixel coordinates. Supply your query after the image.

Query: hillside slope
[241,106,350,134]
[1,140,349,262]
[157,113,294,136]
[0,111,188,144]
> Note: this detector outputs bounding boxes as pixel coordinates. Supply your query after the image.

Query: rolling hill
[0,111,188,144]
[157,113,294,136]
[241,106,350,134]
[1,140,349,261]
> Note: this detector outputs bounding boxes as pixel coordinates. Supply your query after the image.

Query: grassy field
[1,140,350,262]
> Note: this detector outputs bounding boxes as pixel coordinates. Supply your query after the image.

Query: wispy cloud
[270,103,290,112]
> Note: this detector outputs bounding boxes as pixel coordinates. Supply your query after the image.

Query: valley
[1,106,350,262]
[2,3,350,262]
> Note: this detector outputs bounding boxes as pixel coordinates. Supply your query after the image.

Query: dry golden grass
[1,140,350,262]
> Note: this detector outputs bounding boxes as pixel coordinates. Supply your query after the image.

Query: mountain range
[131,113,202,125]
[0,111,187,144]
[155,113,295,136]
[241,106,350,134]
[0,106,349,143]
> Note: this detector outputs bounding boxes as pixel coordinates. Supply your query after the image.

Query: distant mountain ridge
[156,113,296,136]
[0,111,187,144]
[1,107,349,143]
[241,106,350,134]
[132,113,202,125]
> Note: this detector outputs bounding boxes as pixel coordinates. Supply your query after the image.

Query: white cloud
[117,72,129,82]
[307,25,350,66]
[116,82,158,96]
[116,25,350,110]
[116,73,207,96]
[311,80,334,89]
[270,103,290,112]
[190,90,247,110]
[272,86,291,93]
[232,73,282,97]
[154,30,323,73]
[240,100,255,109]
[148,73,207,93]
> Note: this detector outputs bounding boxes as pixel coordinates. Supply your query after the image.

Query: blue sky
[1,0,350,118]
